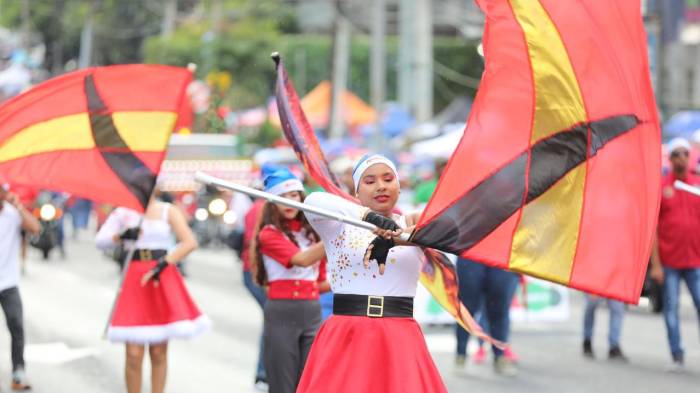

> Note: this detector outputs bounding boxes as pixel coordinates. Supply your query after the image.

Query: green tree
[0,0,87,73]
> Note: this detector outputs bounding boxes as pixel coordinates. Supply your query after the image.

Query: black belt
[333,294,413,318]
[131,249,167,261]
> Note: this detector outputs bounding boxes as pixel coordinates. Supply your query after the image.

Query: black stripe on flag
[85,74,156,209]
[410,115,639,254]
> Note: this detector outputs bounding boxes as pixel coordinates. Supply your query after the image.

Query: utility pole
[398,0,415,111]
[161,0,177,39]
[371,0,387,149]
[371,0,386,113]
[79,0,97,68]
[414,0,433,122]
[329,1,351,139]
[201,0,223,76]
[20,0,30,53]
[50,0,66,74]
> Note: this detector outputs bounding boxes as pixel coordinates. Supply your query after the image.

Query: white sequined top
[304,192,422,297]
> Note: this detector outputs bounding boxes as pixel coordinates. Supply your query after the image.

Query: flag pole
[195,171,411,242]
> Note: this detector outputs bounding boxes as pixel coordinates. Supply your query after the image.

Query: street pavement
[0,233,698,393]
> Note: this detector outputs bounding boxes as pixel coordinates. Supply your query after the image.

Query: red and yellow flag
[411,0,660,303]
[0,65,192,211]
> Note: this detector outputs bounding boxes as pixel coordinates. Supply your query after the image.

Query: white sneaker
[494,356,518,377]
[254,380,269,392]
[666,360,685,373]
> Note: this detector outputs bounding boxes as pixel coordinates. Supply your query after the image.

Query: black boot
[608,346,629,363]
[583,339,594,359]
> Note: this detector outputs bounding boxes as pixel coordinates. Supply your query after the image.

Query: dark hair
[250,192,320,286]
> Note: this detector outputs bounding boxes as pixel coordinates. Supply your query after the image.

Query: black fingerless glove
[119,227,140,241]
[368,236,395,268]
[150,258,170,283]
[363,211,400,232]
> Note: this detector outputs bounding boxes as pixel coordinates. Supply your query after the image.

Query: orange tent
[271,81,377,129]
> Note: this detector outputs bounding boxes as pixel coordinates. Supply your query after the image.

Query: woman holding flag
[297,154,447,393]
[96,194,210,393]
[250,165,329,393]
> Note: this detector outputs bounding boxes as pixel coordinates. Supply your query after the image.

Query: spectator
[650,137,700,371]
[582,295,628,362]
[0,182,40,390]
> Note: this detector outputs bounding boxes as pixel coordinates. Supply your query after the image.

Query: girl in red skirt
[96,196,209,393]
[299,154,448,393]
[251,166,329,393]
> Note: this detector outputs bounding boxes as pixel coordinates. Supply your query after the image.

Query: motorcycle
[190,186,239,248]
[29,192,66,260]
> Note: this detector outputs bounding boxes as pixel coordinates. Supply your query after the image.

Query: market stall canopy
[410,124,465,159]
[269,80,377,130]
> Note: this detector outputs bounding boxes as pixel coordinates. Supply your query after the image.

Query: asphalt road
[0,233,697,393]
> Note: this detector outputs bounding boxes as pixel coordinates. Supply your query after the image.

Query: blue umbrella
[360,103,415,139]
[664,111,700,139]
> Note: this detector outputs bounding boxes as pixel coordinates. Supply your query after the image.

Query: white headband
[352,154,399,192]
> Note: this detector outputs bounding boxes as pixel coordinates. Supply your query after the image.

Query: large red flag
[0,65,192,212]
[410,0,660,303]
[272,54,490,340]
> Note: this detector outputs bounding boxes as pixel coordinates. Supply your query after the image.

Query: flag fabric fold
[0,64,192,211]
[411,0,660,303]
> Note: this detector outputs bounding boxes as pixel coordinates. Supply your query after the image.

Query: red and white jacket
[259,220,326,300]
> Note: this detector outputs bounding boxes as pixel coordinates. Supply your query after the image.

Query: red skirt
[297,315,447,393]
[107,260,210,344]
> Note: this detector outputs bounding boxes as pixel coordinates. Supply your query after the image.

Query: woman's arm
[649,231,664,283]
[305,192,367,219]
[95,210,123,249]
[6,193,40,235]
[290,242,326,267]
[164,204,198,264]
[318,280,331,293]
[304,193,366,238]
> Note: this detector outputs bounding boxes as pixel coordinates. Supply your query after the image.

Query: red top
[658,172,700,269]
[241,199,266,272]
[258,219,326,300]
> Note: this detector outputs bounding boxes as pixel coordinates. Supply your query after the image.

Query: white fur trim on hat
[352,154,399,191]
[266,178,305,196]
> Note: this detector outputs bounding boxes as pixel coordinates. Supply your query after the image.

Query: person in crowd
[96,193,210,393]
[242,193,267,390]
[650,137,700,372]
[330,156,356,194]
[413,160,447,206]
[0,182,40,390]
[454,258,519,376]
[466,301,520,365]
[250,166,329,393]
[582,295,628,362]
[297,154,447,392]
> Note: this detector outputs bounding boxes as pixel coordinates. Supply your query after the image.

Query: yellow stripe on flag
[112,112,177,152]
[0,114,94,163]
[510,164,587,284]
[0,111,176,163]
[509,0,587,143]
[508,0,590,283]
